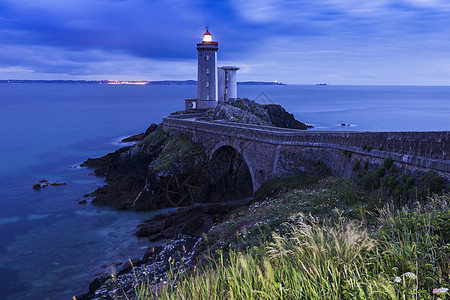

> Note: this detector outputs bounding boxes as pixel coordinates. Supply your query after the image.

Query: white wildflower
[402,272,417,280]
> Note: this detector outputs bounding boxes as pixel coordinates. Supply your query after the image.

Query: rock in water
[32,179,66,190]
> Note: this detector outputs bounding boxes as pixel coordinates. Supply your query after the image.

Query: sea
[0,83,449,299]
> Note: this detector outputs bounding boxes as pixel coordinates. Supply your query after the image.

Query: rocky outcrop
[76,235,201,300]
[120,123,159,143]
[263,104,313,130]
[202,99,312,129]
[135,199,252,241]
[203,104,272,126]
[82,128,212,210]
[83,119,257,211]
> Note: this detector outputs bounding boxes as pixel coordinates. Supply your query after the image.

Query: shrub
[363,161,369,170]
[312,160,331,177]
[360,170,380,189]
[383,156,394,170]
[352,160,361,171]
[401,173,414,187]
[422,171,445,194]
[343,149,352,158]
[376,166,386,178]
[385,175,398,190]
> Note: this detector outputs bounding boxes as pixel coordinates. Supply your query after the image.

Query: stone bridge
[162,114,450,192]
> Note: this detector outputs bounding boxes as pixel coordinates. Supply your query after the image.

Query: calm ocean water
[0,83,449,299]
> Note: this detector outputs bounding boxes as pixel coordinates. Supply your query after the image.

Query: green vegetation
[361,144,374,152]
[343,149,352,158]
[383,156,394,170]
[119,155,449,299]
[150,133,203,173]
[254,174,319,202]
[353,160,361,171]
[138,129,166,147]
[357,157,448,203]
[132,194,450,300]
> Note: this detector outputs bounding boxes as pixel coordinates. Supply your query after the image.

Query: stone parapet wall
[163,116,449,159]
[162,116,450,189]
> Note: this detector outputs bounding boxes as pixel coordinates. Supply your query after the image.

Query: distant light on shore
[104,81,148,85]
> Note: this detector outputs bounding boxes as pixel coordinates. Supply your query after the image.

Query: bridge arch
[207,145,254,200]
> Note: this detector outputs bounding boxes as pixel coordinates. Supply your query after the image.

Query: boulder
[89,276,107,292]
[118,258,140,275]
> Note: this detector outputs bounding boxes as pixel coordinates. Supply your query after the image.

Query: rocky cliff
[83,101,311,212]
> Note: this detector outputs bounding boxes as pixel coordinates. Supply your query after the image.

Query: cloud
[1,0,450,84]
[0,44,196,80]
[0,0,205,58]
[404,0,450,10]
[0,66,34,74]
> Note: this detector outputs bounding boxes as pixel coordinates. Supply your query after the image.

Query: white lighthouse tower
[194,29,219,110]
[185,29,240,111]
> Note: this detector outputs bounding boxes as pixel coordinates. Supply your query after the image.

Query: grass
[142,196,449,299]
[127,171,449,299]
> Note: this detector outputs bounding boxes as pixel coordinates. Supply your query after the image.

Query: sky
[1,0,450,85]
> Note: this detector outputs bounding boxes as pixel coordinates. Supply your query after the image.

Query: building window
[206,55,209,61]
[206,68,209,74]
[206,81,209,87]
[206,95,210,100]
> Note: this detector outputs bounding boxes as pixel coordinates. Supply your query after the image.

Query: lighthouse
[196,29,219,108]
[185,29,239,111]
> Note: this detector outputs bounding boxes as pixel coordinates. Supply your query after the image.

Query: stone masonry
[162,114,450,192]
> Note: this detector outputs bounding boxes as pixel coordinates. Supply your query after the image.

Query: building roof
[218,66,240,70]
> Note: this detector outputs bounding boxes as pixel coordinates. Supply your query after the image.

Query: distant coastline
[0,79,286,85]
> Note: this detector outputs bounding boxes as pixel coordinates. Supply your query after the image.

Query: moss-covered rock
[150,134,203,174]
[203,103,272,126]
[202,98,312,129]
